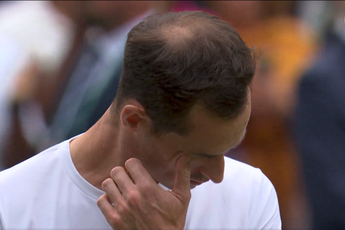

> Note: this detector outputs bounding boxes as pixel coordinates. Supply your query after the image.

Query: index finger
[172,155,191,198]
[124,158,156,185]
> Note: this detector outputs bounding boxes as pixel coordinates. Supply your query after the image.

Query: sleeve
[293,71,345,225]
[247,169,282,230]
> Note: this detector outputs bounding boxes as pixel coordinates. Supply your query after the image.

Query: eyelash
[195,154,219,159]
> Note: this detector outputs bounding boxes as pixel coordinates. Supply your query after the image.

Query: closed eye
[194,153,223,159]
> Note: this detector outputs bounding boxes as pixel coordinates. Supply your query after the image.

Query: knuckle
[139,183,150,193]
[108,213,121,227]
[116,200,130,215]
[126,190,140,205]
[140,180,153,190]
[138,183,156,200]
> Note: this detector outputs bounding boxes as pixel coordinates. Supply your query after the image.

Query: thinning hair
[113,11,256,135]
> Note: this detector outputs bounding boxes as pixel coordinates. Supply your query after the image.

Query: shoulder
[222,157,279,208]
[224,158,282,229]
[223,158,282,229]
[0,140,68,190]
[0,140,70,227]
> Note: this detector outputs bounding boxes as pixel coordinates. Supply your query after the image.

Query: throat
[69,128,121,189]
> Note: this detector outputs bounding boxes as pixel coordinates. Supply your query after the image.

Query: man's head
[110,11,255,189]
[115,11,255,134]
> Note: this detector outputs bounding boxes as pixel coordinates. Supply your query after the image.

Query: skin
[69,91,251,229]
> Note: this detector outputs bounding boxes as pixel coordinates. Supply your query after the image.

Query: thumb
[172,155,191,199]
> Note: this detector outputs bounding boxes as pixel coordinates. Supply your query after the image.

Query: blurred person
[0,1,85,76]
[39,1,156,149]
[0,1,89,169]
[296,1,333,42]
[0,0,86,108]
[1,1,160,169]
[206,1,317,229]
[293,2,345,229]
[0,33,32,170]
[0,11,281,230]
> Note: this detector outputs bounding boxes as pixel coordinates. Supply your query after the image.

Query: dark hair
[114,11,256,135]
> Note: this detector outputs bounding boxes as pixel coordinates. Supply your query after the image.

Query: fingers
[102,178,122,203]
[110,167,135,194]
[172,155,191,199]
[124,158,156,185]
[97,193,114,220]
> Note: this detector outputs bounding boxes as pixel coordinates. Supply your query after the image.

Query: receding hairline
[157,15,222,48]
[160,25,194,45]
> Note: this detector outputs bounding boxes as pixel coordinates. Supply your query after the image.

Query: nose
[199,155,225,183]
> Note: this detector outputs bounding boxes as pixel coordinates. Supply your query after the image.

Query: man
[1,1,154,168]
[43,1,155,149]
[293,2,345,229]
[0,32,31,169]
[0,0,88,168]
[0,11,281,229]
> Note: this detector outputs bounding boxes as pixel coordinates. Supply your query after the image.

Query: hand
[97,155,191,230]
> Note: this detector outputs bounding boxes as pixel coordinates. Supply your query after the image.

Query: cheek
[189,158,204,174]
[143,155,177,188]
[138,141,176,179]
[137,134,188,187]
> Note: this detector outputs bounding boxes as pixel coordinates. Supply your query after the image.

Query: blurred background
[0,1,344,229]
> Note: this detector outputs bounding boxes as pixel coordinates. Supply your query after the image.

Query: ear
[120,103,147,133]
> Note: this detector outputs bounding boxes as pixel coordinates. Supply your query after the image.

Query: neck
[69,110,124,189]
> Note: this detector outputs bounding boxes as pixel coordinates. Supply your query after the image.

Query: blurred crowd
[0,1,344,229]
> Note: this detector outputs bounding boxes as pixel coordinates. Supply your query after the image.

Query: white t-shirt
[0,138,281,229]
